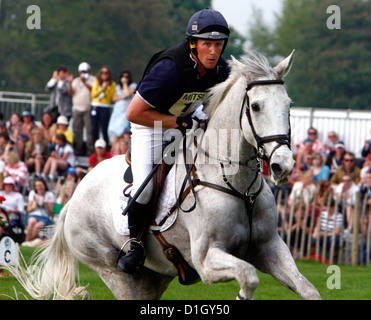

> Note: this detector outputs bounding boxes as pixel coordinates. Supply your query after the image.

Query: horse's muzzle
[269,147,295,185]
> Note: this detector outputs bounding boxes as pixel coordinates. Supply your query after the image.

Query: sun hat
[56,115,69,126]
[3,176,16,187]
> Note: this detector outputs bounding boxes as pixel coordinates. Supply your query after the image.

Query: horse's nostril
[271,163,283,176]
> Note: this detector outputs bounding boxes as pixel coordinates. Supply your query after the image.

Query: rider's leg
[117,124,164,273]
[117,197,151,273]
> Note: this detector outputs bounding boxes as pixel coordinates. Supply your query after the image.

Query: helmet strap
[189,40,207,75]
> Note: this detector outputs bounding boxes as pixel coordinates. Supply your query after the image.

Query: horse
[4,50,321,300]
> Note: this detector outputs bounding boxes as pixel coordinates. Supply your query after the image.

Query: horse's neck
[197,79,259,191]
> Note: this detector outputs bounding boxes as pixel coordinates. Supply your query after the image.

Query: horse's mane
[205,50,278,118]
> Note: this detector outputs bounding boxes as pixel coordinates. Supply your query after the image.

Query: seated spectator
[334,174,359,229]
[42,133,75,181]
[11,110,37,161]
[310,152,330,182]
[51,115,74,146]
[360,158,371,183]
[76,139,112,179]
[330,152,361,185]
[38,111,56,147]
[297,127,324,153]
[24,127,50,177]
[325,140,345,176]
[315,180,334,207]
[7,112,22,147]
[359,170,371,210]
[288,171,317,209]
[23,178,55,245]
[112,137,130,156]
[290,138,314,184]
[59,180,76,207]
[361,139,371,160]
[0,132,11,184]
[3,148,28,192]
[0,131,12,162]
[0,177,25,239]
[323,131,338,155]
[312,197,343,252]
[0,121,7,134]
[88,139,112,170]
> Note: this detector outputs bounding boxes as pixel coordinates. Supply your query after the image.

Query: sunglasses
[344,159,355,162]
[308,132,317,135]
[101,70,109,74]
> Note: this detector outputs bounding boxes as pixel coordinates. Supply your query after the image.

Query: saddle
[123,150,200,285]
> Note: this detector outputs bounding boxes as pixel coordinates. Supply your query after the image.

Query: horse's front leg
[194,246,259,300]
[253,233,321,300]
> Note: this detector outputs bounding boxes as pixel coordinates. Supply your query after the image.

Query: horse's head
[233,50,296,185]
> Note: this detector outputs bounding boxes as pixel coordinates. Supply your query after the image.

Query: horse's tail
[5,203,90,300]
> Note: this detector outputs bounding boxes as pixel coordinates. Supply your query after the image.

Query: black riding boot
[117,200,149,274]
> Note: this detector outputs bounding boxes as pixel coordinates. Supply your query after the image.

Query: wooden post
[351,192,361,266]
[366,206,371,266]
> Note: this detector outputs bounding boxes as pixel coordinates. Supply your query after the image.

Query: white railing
[0,91,50,119]
[291,107,371,158]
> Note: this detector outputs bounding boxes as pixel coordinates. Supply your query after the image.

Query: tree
[0,0,246,93]
[248,0,371,110]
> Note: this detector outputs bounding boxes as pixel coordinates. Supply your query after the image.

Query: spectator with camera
[44,66,73,121]
[68,62,96,156]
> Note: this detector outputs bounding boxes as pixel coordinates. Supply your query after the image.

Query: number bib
[168,92,208,116]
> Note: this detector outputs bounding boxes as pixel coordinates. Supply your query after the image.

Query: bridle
[240,79,291,166]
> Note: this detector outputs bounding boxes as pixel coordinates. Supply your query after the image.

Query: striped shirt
[4,160,28,189]
[318,211,343,233]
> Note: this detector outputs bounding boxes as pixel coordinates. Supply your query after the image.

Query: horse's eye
[251,103,260,112]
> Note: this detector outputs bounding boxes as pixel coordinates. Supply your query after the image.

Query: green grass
[1,247,371,300]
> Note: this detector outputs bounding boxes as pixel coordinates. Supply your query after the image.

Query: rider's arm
[127,59,182,129]
[126,94,178,129]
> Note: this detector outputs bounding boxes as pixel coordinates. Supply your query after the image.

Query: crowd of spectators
[1,62,370,257]
[0,62,134,246]
[275,126,371,258]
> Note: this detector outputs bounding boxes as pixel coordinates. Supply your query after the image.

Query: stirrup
[117,238,144,257]
[116,239,146,274]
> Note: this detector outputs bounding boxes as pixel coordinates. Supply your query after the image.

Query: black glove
[176,115,194,135]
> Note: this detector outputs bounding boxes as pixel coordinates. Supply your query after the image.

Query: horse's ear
[230,55,245,69]
[273,49,295,78]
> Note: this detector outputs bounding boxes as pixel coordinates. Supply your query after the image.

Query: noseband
[240,79,291,165]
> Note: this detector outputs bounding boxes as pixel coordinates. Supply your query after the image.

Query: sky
[212,0,283,36]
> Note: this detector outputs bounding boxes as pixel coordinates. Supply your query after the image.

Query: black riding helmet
[186,8,230,56]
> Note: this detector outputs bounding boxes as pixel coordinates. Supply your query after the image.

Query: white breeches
[130,124,166,204]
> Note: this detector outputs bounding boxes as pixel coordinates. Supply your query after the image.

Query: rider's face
[194,39,224,70]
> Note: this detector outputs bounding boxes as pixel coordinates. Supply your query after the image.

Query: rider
[117,8,231,273]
